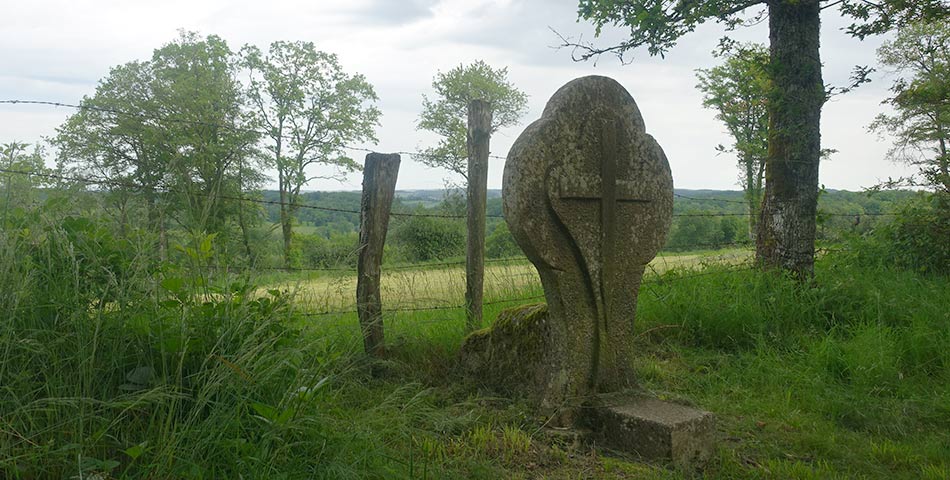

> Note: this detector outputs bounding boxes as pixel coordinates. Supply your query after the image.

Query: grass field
[266,248,751,314]
[5,235,949,478]
[273,258,950,479]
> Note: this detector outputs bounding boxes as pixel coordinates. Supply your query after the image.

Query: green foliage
[417,60,528,179]
[243,40,380,266]
[391,215,465,262]
[667,214,724,250]
[696,41,769,233]
[871,20,950,192]
[576,0,766,58]
[844,192,950,274]
[53,31,260,253]
[839,0,950,39]
[293,231,360,268]
[0,142,52,211]
[573,0,950,60]
[486,222,522,259]
[263,190,364,232]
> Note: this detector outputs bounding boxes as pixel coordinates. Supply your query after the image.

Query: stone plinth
[585,395,716,471]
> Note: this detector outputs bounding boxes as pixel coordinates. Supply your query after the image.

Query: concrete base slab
[585,395,716,470]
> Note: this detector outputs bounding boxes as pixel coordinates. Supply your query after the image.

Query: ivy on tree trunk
[756,0,825,279]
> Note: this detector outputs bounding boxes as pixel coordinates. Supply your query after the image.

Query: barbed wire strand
[296,262,757,318]
[0,99,510,161]
[0,167,900,220]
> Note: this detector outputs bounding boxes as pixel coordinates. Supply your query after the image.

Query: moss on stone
[459,303,551,399]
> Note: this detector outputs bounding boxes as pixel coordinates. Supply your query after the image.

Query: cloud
[348,0,439,25]
[0,0,908,191]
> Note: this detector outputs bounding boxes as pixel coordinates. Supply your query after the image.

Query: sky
[0,0,917,192]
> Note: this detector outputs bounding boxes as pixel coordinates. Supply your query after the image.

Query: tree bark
[279,187,293,269]
[757,0,824,279]
[938,136,949,191]
[465,99,492,331]
[745,155,757,240]
[356,153,400,358]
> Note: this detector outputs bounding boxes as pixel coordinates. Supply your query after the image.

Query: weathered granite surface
[458,76,715,469]
[584,395,716,470]
[458,303,551,396]
[464,75,673,414]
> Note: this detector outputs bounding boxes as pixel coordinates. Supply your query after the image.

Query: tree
[870,21,950,192]
[696,41,770,239]
[243,41,380,268]
[417,60,528,180]
[53,59,169,238]
[1,142,51,214]
[150,32,259,243]
[55,32,260,259]
[569,0,950,279]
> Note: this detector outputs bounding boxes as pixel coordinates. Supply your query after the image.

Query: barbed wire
[0,97,924,336]
[196,241,757,274]
[203,255,533,274]
[0,166,901,221]
[297,263,756,318]
[1,97,896,188]
[4,257,854,321]
[0,99,509,161]
[674,193,748,205]
[0,98,819,167]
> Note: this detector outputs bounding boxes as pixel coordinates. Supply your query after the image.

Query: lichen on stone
[459,303,551,399]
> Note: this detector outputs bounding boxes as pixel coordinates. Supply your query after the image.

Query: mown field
[264,249,751,313]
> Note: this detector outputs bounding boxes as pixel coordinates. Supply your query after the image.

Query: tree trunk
[745,156,757,240]
[757,0,824,280]
[279,188,293,269]
[465,99,492,331]
[159,207,168,262]
[238,193,255,267]
[938,137,949,191]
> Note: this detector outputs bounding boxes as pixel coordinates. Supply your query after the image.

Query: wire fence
[296,262,758,319]
[0,166,900,221]
[0,98,908,332]
[0,158,777,326]
[1,98,843,168]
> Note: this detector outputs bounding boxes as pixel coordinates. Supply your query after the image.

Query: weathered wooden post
[356,153,400,357]
[465,99,492,331]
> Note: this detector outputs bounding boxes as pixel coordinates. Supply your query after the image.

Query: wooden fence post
[357,153,400,357]
[466,99,492,331]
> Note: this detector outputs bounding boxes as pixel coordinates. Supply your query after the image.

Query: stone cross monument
[460,76,713,468]
[506,75,672,405]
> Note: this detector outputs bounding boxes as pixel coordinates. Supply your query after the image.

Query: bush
[665,214,750,250]
[846,192,950,274]
[294,232,360,268]
[486,222,523,258]
[390,215,465,262]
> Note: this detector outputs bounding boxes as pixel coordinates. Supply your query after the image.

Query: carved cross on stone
[555,120,654,336]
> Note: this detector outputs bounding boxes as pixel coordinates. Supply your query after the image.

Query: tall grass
[3,199,948,479]
[633,260,950,478]
[0,204,554,479]
[0,206,363,478]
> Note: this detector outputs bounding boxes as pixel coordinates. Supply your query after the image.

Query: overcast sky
[0,0,915,192]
